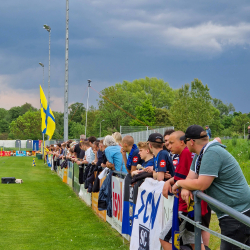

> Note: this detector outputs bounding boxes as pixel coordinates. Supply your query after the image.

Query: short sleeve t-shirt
[153,150,174,177]
[127,148,144,171]
[174,147,193,212]
[74,143,81,158]
[142,158,154,168]
[79,150,85,160]
[85,147,95,164]
[191,142,250,218]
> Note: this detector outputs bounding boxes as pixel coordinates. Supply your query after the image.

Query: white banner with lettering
[130,178,169,250]
[112,176,124,233]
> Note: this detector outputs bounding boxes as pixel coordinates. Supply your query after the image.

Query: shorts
[159,212,203,245]
[202,205,211,228]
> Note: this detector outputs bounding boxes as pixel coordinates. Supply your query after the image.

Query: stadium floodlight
[43,24,51,108]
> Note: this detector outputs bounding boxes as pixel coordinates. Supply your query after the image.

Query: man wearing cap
[147,133,174,181]
[171,125,250,249]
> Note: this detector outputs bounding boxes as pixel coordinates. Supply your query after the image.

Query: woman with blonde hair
[112,132,122,146]
[104,135,127,173]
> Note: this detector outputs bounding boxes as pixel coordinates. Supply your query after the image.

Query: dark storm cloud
[1,0,250,112]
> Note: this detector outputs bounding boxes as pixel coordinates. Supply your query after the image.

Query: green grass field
[0,157,129,250]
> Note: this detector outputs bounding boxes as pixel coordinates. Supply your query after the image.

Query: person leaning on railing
[169,125,250,250]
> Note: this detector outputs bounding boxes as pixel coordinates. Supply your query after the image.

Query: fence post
[193,191,202,250]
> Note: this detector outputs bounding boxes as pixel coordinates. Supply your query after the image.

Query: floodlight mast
[64,0,69,142]
[39,62,44,89]
[43,24,51,108]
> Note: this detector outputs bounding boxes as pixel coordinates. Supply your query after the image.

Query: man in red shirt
[160,131,208,250]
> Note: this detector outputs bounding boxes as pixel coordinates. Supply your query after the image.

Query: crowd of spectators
[44,125,250,250]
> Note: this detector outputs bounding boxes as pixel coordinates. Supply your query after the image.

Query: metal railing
[179,190,250,250]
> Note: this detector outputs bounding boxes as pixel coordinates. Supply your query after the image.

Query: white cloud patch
[0,76,64,112]
[112,19,250,53]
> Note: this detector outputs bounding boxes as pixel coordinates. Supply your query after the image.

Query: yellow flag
[40,85,47,133]
[40,85,56,139]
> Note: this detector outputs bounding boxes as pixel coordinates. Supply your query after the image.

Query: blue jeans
[219,210,250,250]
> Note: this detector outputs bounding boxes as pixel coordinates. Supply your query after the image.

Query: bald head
[168,131,186,155]
[122,135,134,146]
[170,131,185,141]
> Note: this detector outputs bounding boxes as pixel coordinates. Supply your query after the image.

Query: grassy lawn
[0,157,129,250]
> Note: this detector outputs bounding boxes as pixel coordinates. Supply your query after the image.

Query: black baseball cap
[147,133,164,143]
[180,125,208,141]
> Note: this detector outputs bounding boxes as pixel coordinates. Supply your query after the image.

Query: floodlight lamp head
[43,24,51,32]
[87,79,92,86]
[39,62,44,67]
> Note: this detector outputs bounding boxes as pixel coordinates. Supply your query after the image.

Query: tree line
[0,77,248,140]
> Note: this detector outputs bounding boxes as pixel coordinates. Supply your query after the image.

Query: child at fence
[161,131,209,250]
[131,141,154,177]
[121,135,144,173]
[147,133,174,181]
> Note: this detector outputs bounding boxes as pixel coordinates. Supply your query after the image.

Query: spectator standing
[161,131,209,250]
[104,135,127,173]
[112,132,122,146]
[172,125,250,250]
[121,135,144,173]
[74,135,85,159]
[147,133,174,181]
[205,125,211,139]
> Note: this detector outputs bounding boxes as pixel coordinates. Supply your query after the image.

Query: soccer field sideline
[0,157,129,250]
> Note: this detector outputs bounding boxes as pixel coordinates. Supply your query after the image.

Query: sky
[0,0,250,113]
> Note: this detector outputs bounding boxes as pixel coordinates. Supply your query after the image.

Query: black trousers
[219,209,250,250]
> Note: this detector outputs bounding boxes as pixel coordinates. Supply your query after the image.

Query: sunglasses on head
[185,138,195,143]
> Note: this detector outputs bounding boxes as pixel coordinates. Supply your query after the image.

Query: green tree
[6,106,22,122]
[20,103,37,115]
[170,79,215,131]
[232,113,250,134]
[98,86,141,132]
[69,122,85,139]
[212,98,235,117]
[119,77,176,108]
[0,119,10,133]
[9,111,42,140]
[53,111,64,139]
[69,102,85,123]
[129,99,156,126]
[0,108,7,120]
[154,108,172,126]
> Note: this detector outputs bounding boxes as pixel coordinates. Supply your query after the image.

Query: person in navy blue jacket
[121,135,144,173]
[147,133,174,181]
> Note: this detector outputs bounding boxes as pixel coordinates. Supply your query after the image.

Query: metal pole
[85,80,91,138]
[48,29,51,107]
[244,124,246,139]
[43,66,44,90]
[100,122,102,138]
[194,191,202,250]
[64,0,69,142]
